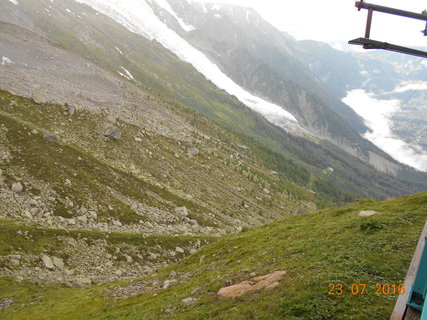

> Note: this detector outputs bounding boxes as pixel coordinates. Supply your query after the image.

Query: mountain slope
[1,193,426,319]
[0,0,426,201]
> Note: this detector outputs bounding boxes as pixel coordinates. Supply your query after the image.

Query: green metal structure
[408,237,427,313]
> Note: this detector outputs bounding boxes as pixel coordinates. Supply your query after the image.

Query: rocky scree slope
[0,84,312,286]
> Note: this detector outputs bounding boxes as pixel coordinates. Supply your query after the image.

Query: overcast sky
[192,0,427,47]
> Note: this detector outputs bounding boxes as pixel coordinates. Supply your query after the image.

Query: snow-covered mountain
[75,0,301,134]
[140,0,427,172]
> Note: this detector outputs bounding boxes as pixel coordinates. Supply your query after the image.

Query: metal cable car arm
[349,1,427,58]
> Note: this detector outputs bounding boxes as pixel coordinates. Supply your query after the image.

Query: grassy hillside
[1,193,425,319]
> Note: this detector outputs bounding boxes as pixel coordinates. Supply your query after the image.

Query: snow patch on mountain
[115,46,123,55]
[153,0,195,32]
[343,89,427,171]
[120,66,134,80]
[8,0,18,5]
[74,0,298,125]
[1,57,14,66]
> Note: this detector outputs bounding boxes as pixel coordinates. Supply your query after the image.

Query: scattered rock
[0,298,13,310]
[106,115,117,124]
[23,211,32,219]
[31,129,39,135]
[163,279,177,289]
[188,219,198,226]
[67,218,76,225]
[77,215,88,224]
[190,287,202,295]
[217,270,286,298]
[52,257,64,270]
[133,136,142,142]
[11,182,23,193]
[182,297,198,305]
[359,210,379,217]
[64,179,72,187]
[43,135,58,143]
[263,188,271,195]
[199,255,206,264]
[175,206,188,217]
[67,105,75,116]
[124,254,133,263]
[113,220,122,227]
[187,147,199,156]
[88,211,97,219]
[65,269,75,276]
[175,247,185,254]
[30,207,39,215]
[76,278,92,286]
[10,255,21,267]
[41,255,55,270]
[104,126,121,140]
[32,93,46,104]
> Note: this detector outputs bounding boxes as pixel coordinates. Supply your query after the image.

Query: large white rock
[41,255,54,269]
[175,247,185,254]
[359,210,379,217]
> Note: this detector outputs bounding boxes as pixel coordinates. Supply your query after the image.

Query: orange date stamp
[328,283,406,295]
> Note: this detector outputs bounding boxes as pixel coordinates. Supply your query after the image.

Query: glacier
[74,0,298,126]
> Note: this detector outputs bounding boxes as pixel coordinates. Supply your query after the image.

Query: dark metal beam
[349,37,427,58]
[365,9,373,38]
[355,1,427,21]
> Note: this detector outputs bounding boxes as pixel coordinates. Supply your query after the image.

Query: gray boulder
[43,135,58,143]
[187,147,199,156]
[41,255,54,269]
[103,126,121,140]
[11,182,23,193]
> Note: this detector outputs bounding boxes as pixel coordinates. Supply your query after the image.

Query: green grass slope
[1,193,425,320]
